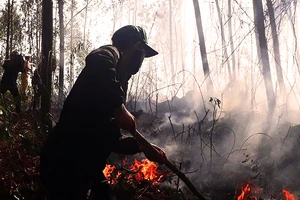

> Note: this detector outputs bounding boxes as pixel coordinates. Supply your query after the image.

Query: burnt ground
[1,92,300,200]
[0,95,201,200]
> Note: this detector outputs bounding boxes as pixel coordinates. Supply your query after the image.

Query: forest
[0,0,300,199]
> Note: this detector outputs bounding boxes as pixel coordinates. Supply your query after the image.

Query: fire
[282,189,295,200]
[235,182,297,200]
[237,184,251,200]
[103,164,118,184]
[128,158,164,182]
[235,182,258,200]
[103,158,167,184]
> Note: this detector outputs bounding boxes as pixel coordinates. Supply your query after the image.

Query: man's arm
[2,60,9,70]
[114,104,166,164]
[114,104,136,134]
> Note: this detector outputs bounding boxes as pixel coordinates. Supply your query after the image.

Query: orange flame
[103,159,166,184]
[282,189,295,200]
[236,182,259,200]
[128,158,164,182]
[103,164,117,184]
[235,182,296,200]
[237,184,251,200]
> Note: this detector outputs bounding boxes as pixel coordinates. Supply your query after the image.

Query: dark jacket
[57,45,124,135]
[40,45,140,181]
[1,56,24,84]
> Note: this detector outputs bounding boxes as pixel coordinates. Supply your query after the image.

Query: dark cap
[112,25,158,58]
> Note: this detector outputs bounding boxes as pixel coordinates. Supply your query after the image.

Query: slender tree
[192,0,214,93]
[286,0,300,75]
[294,1,300,75]
[5,0,11,58]
[215,0,232,82]
[58,0,65,105]
[2,0,24,56]
[253,0,275,113]
[41,0,53,132]
[83,0,89,49]
[266,0,285,95]
[180,14,185,90]
[20,0,34,54]
[69,0,74,90]
[36,0,42,61]
[228,0,236,80]
[9,0,14,52]
[169,0,175,84]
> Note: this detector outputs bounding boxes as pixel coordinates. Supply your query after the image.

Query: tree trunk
[228,0,236,80]
[41,0,53,132]
[30,10,33,53]
[169,0,175,84]
[83,0,89,49]
[27,2,33,54]
[69,0,74,90]
[180,17,185,90]
[58,0,65,105]
[36,2,41,61]
[193,28,197,90]
[10,0,14,53]
[266,0,285,95]
[294,1,300,75]
[253,0,275,113]
[5,0,11,59]
[192,0,214,93]
[287,1,300,76]
[215,0,232,82]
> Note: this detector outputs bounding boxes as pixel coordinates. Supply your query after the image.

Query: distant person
[0,51,25,113]
[40,25,166,200]
[31,57,56,111]
[32,62,42,111]
[21,55,33,98]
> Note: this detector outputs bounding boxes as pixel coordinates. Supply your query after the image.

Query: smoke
[137,87,300,196]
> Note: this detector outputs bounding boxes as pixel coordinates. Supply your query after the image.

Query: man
[0,51,24,113]
[32,57,56,111]
[40,25,166,200]
[21,55,33,98]
[32,62,42,111]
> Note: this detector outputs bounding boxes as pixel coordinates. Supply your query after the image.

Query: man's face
[127,49,145,75]
[120,42,146,75]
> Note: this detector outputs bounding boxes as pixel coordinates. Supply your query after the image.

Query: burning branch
[134,130,207,200]
[119,165,142,174]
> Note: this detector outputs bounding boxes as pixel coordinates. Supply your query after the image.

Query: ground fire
[103,158,168,184]
[235,181,296,200]
[282,189,296,200]
[235,182,259,200]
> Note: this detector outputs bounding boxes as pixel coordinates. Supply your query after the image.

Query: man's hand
[140,143,167,165]
[114,104,136,134]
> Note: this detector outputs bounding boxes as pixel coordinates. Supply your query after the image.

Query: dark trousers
[40,122,140,200]
[0,82,19,97]
[43,167,116,200]
[40,132,116,200]
[0,82,21,112]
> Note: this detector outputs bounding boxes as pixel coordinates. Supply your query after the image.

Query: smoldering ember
[0,0,300,200]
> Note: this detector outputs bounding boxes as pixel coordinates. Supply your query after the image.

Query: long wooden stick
[134,130,207,200]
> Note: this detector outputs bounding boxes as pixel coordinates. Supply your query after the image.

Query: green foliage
[0,3,24,52]
[0,91,45,200]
